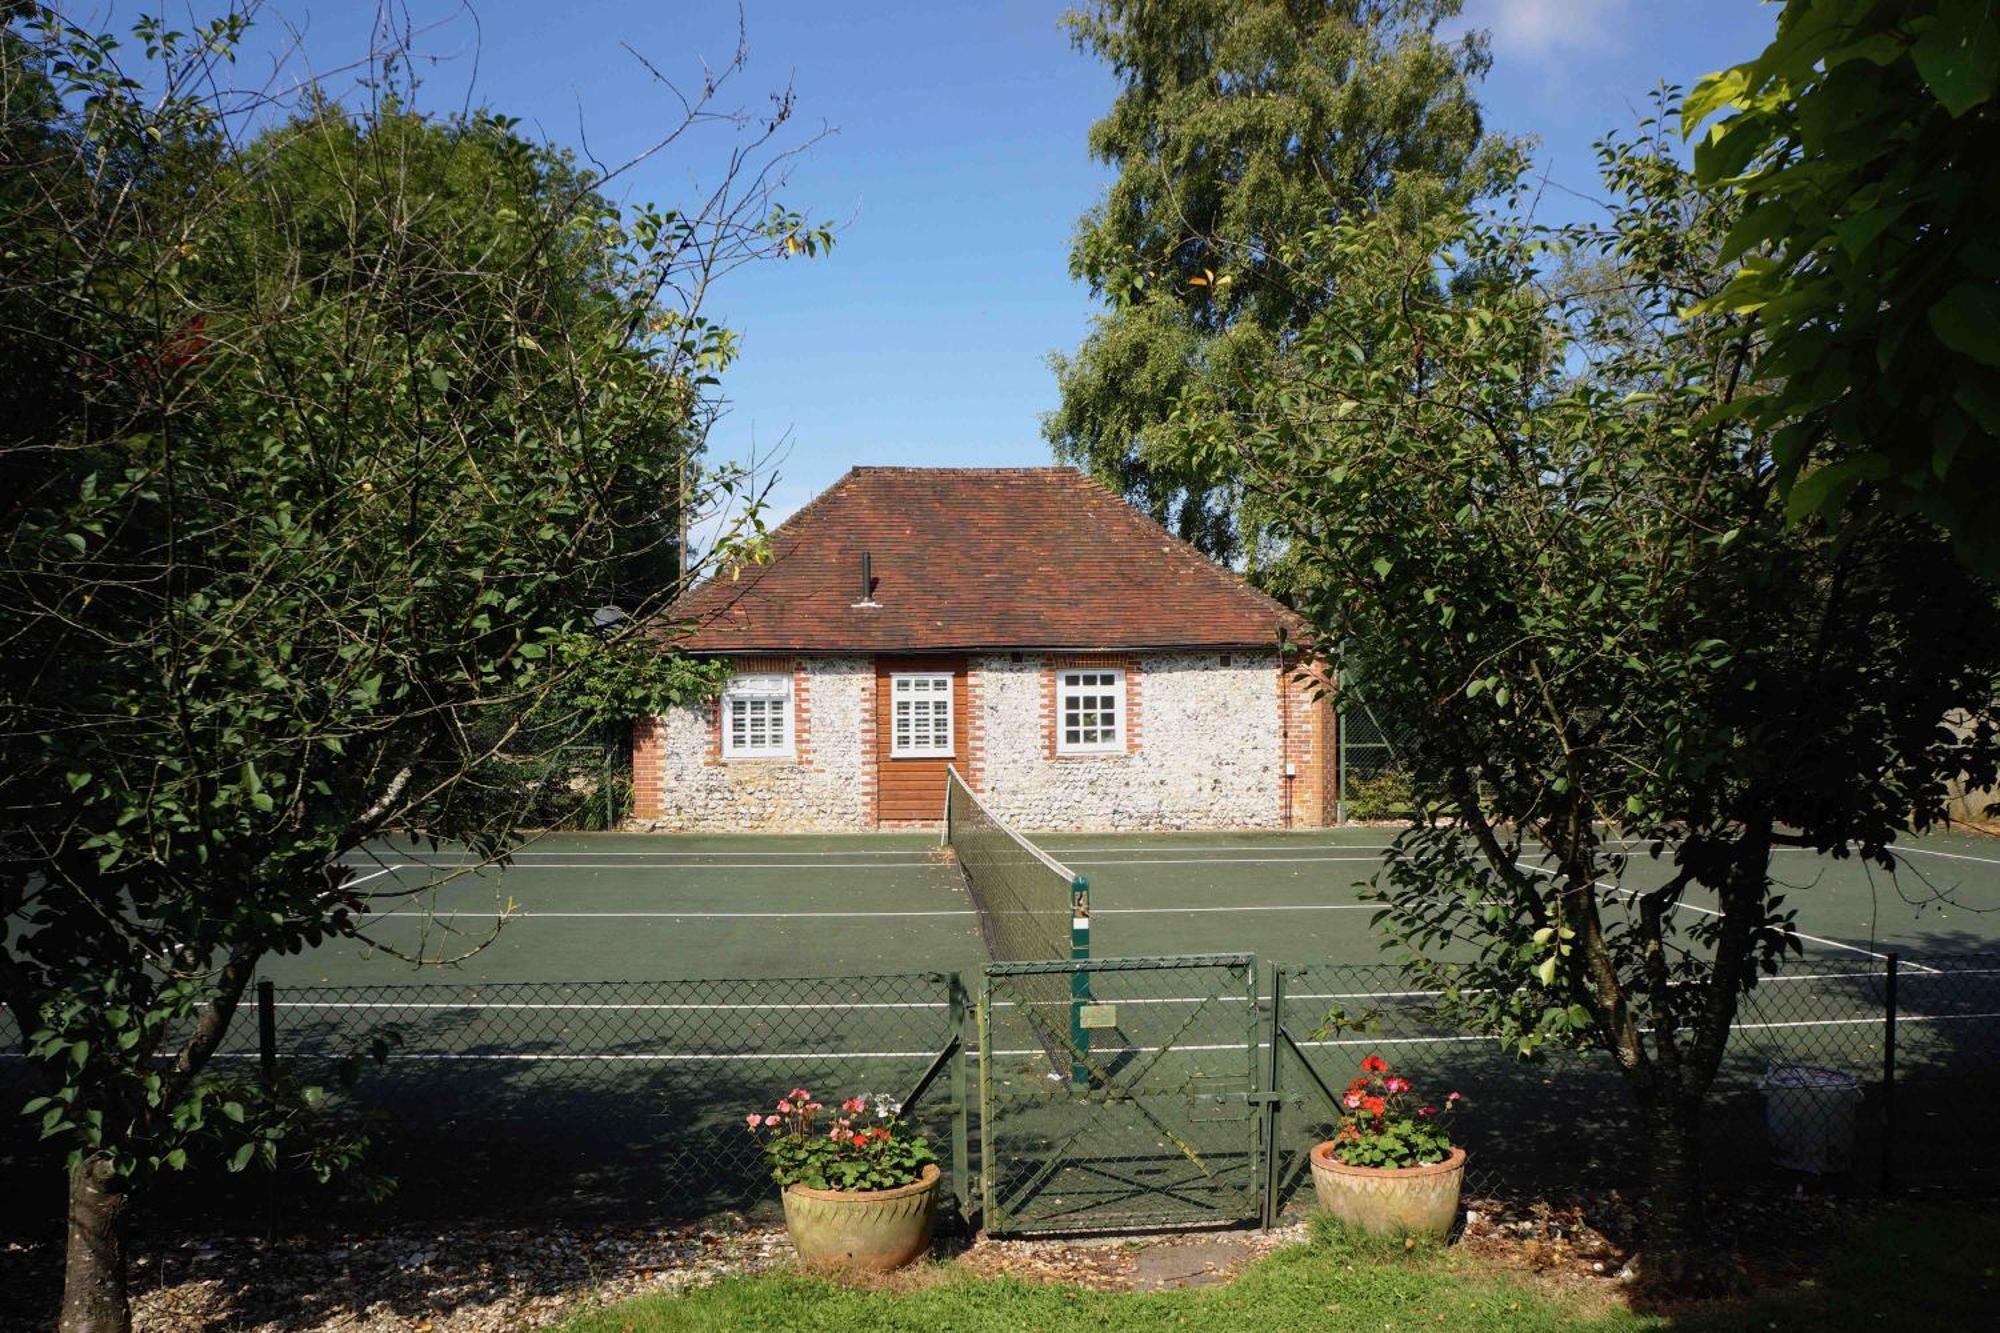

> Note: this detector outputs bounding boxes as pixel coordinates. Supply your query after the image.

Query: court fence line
[5,955,1996,1235]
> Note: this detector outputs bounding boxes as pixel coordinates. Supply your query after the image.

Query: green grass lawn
[555,1207,2000,1333]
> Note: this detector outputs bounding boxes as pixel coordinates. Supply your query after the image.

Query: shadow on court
[5,831,2000,1244]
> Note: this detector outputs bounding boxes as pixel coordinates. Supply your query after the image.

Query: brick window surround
[1040,654,1142,759]
[706,656,811,767]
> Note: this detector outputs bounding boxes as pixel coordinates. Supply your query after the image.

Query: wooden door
[874,656,968,823]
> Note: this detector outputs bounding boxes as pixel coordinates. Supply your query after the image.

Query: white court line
[436,843,1398,859]
[342,865,407,886]
[371,902,1375,920]
[357,862,938,872]
[216,1009,2000,1065]
[1072,856,1384,866]
[345,854,1387,873]
[1888,844,2000,867]
[1514,861,1940,974]
[378,909,974,919]
[9,1009,1992,1067]
[271,974,1924,1016]
[275,1000,947,1012]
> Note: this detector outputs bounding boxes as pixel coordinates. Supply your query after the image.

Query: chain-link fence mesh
[1266,955,2000,1217]
[3,954,1997,1235]
[981,955,1262,1234]
[1336,698,1421,820]
[242,974,965,1224]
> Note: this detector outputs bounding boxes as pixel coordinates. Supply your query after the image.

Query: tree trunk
[1634,1092,1732,1291]
[61,1153,131,1333]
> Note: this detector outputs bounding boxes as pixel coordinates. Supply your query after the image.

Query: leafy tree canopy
[0,7,822,1328]
[1047,0,1517,574]
[1185,98,2000,1277]
[1685,0,2000,576]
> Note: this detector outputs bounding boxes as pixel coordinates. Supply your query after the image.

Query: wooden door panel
[875,656,967,823]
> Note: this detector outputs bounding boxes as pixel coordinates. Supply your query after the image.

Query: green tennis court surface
[196,826,2000,1229]
[266,827,2000,988]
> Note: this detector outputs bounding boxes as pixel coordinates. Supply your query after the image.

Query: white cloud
[1462,0,1633,61]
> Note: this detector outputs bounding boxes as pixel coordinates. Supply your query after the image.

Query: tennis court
[275,824,2000,990]
[208,807,2000,1231]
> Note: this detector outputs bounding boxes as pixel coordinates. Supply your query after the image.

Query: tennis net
[942,766,1090,1082]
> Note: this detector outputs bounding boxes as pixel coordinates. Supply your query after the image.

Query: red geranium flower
[1361,1095,1387,1117]
[1360,1054,1389,1074]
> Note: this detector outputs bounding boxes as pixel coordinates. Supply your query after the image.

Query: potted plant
[1308,1054,1465,1237]
[748,1087,941,1271]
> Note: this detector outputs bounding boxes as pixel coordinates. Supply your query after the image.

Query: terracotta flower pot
[1309,1142,1465,1238]
[780,1163,941,1271]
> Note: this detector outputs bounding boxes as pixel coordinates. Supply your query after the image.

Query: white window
[891,673,954,757]
[1058,669,1124,754]
[722,673,792,758]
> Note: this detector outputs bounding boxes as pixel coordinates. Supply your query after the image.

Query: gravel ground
[0,1186,1887,1330]
[5,1217,798,1333]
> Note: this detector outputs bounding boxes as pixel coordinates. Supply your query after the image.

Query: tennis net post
[1070,873,1091,1088]
[944,766,1093,1087]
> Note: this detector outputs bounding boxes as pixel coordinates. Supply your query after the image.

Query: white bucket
[1759,1064,1863,1175]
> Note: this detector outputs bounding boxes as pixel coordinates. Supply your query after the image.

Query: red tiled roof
[662,467,1301,653]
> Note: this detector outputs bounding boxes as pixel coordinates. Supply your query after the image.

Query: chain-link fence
[1336,697,1421,821]
[3,954,1996,1234]
[234,974,968,1225]
[1265,954,2000,1216]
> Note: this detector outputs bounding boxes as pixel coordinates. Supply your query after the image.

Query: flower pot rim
[1310,1141,1466,1179]
[781,1161,941,1204]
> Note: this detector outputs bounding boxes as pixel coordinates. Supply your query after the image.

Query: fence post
[948,972,971,1220]
[257,979,277,1088]
[256,978,279,1239]
[1880,952,1898,1194]
[1259,964,1285,1228]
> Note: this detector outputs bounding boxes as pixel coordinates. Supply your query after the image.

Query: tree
[0,7,824,1329]
[1685,0,2000,577]
[1185,104,2000,1278]
[1047,0,1514,574]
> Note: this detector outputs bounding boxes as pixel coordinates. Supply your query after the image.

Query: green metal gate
[978,954,1264,1234]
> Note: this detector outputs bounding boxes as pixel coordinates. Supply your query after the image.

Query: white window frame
[890,672,954,758]
[1057,668,1125,755]
[721,672,793,759]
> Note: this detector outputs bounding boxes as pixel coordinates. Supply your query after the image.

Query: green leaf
[1829,204,1904,260]
[1912,0,2000,117]
[1533,956,1558,988]
[1929,283,2000,365]
[228,1142,255,1172]
[1683,67,1749,132]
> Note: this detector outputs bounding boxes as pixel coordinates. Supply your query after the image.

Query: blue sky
[167,1,1782,532]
